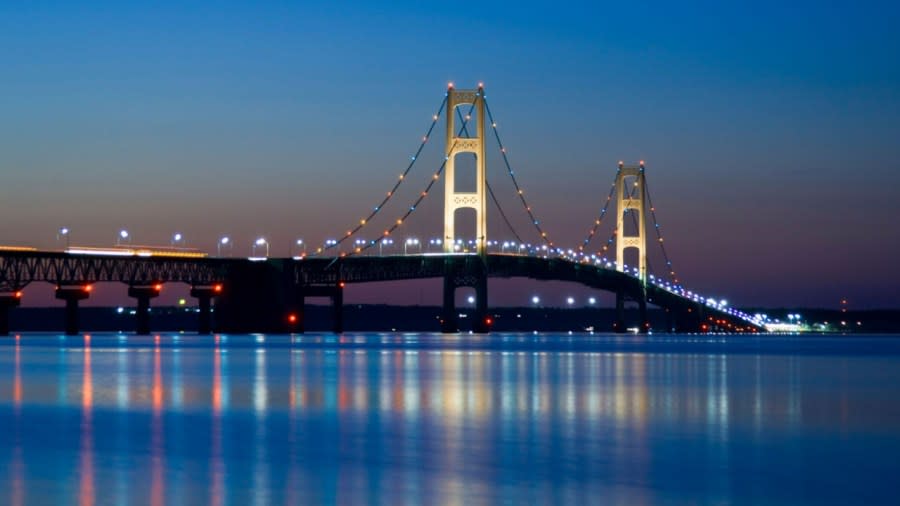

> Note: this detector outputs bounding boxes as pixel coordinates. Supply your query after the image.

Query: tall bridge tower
[616,161,648,284]
[443,84,487,256]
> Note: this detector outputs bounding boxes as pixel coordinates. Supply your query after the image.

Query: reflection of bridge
[0,84,764,335]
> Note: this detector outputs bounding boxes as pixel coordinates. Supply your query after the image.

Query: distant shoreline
[5,305,899,334]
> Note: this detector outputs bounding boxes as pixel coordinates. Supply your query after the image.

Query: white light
[59,227,69,235]
[173,233,182,242]
[296,239,303,245]
[532,296,540,304]
[255,238,267,246]
[220,236,230,245]
[467,295,475,304]
[119,230,129,239]
[566,297,575,305]
[588,297,596,305]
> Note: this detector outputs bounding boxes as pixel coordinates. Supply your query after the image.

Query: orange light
[288,314,298,324]
[447,82,454,89]
[83,285,93,293]
[213,284,223,293]
[154,283,163,291]
[339,282,346,288]
[485,317,493,326]
[14,291,22,298]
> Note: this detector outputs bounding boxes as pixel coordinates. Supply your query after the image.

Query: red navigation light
[485,317,493,326]
[82,285,93,293]
[14,291,22,298]
[288,313,298,324]
[339,282,346,288]
[154,283,163,292]
[213,284,223,293]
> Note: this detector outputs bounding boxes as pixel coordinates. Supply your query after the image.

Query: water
[2,333,899,505]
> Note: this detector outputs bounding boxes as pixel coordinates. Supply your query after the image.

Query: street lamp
[217,236,231,256]
[532,295,540,306]
[171,233,184,246]
[588,297,597,305]
[404,237,420,255]
[253,237,269,257]
[292,238,306,257]
[566,297,575,306]
[117,229,130,245]
[57,227,70,249]
[379,238,393,256]
[467,295,475,305]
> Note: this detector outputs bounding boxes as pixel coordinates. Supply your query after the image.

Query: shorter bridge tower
[615,161,648,284]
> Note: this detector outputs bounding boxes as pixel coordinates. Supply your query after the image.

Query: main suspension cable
[350,99,480,256]
[643,177,680,284]
[314,95,448,255]
[483,98,555,248]
[452,107,527,248]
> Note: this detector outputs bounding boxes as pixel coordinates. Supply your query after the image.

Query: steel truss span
[0,250,225,291]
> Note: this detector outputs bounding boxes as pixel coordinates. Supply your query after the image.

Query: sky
[1,1,898,309]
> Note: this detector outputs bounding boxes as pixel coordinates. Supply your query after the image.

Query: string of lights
[483,98,555,248]
[643,175,680,284]
[452,107,527,248]
[578,171,619,253]
[313,95,448,255]
[349,99,480,256]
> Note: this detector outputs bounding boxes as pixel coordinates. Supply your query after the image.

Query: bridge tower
[443,84,487,256]
[615,161,648,284]
[441,84,490,333]
[614,161,649,333]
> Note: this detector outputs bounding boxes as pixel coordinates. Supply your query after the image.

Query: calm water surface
[2,333,899,505]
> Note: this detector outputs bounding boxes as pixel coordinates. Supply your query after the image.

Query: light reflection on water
[2,333,900,505]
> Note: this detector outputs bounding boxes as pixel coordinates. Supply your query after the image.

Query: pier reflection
[1,333,899,504]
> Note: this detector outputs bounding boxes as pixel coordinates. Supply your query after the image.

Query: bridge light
[531,296,540,305]
[288,313,298,324]
[339,282,346,288]
[467,295,475,305]
[588,297,596,305]
[14,291,22,298]
[214,284,223,293]
[566,297,575,306]
[154,284,163,292]
[83,285,93,293]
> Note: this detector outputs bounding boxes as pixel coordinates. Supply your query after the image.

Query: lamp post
[217,236,231,257]
[253,237,269,257]
[404,237,420,255]
[291,239,305,257]
[57,227,70,249]
[379,238,393,256]
[171,233,184,247]
[117,229,130,246]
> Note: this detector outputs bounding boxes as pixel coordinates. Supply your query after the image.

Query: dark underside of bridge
[0,251,759,335]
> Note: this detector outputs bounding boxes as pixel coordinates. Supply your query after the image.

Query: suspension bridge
[0,84,765,335]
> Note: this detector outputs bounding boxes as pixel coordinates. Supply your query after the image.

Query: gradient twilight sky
[1,1,899,309]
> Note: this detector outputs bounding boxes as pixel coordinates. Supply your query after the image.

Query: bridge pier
[441,275,459,333]
[55,285,91,336]
[0,292,22,336]
[441,257,490,333]
[128,285,161,335]
[190,285,221,335]
[613,289,650,334]
[292,282,344,333]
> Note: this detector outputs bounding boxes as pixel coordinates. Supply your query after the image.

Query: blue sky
[1,1,898,308]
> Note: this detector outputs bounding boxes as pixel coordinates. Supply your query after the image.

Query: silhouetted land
[5,306,900,333]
